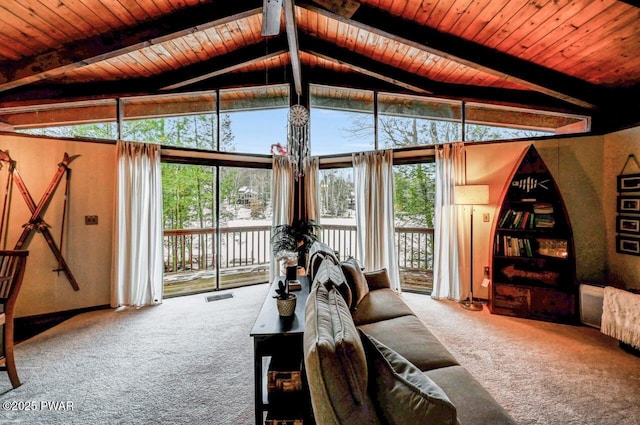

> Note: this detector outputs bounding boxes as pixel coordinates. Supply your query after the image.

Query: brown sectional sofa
[303,244,516,425]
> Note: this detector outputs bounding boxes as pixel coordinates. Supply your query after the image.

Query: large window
[219,85,289,155]
[310,85,375,156]
[14,99,118,139]
[318,168,356,260]
[378,94,462,147]
[121,92,218,148]
[162,163,272,297]
[394,162,436,293]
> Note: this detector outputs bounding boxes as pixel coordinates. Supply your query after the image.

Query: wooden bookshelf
[489,145,578,323]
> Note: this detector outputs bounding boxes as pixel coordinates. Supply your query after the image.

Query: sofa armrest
[364,268,391,290]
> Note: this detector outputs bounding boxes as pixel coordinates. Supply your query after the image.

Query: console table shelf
[250,276,314,425]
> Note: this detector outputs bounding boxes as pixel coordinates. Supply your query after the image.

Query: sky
[228,108,374,157]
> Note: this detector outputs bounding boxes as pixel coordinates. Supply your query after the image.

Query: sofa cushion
[364,268,391,290]
[304,279,381,425]
[425,365,517,425]
[308,241,340,281]
[313,258,352,307]
[359,315,459,372]
[340,258,369,310]
[361,333,458,425]
[351,288,415,326]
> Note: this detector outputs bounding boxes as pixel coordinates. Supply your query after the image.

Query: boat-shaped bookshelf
[489,145,578,323]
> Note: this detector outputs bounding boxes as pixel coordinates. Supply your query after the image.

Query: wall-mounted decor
[617,196,640,214]
[616,235,640,256]
[616,154,640,256]
[616,216,640,235]
[617,173,640,192]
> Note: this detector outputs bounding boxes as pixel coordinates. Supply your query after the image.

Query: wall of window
[219,85,289,155]
[310,85,375,156]
[121,92,218,148]
[308,84,589,156]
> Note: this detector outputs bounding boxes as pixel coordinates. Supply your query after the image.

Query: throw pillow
[314,258,353,307]
[364,268,391,290]
[340,257,369,310]
[361,331,458,425]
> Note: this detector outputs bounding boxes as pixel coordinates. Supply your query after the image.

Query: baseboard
[14,304,111,343]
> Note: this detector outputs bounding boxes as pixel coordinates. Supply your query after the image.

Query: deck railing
[163,224,434,291]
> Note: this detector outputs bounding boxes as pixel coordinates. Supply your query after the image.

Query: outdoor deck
[163,224,433,297]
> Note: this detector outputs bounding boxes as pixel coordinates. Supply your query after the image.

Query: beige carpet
[1,284,639,424]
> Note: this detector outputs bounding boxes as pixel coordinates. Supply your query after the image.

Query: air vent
[205,293,233,303]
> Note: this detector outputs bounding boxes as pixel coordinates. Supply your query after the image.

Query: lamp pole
[454,184,489,311]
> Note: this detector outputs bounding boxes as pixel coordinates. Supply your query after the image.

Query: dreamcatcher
[287,104,310,179]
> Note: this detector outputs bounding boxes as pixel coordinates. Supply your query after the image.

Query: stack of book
[533,203,555,228]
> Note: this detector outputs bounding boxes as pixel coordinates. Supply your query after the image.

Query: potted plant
[273,279,296,317]
[271,219,322,269]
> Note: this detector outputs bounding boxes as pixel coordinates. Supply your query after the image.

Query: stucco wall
[0,133,115,317]
[604,127,640,290]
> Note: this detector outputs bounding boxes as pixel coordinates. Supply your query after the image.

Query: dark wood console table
[250,276,313,425]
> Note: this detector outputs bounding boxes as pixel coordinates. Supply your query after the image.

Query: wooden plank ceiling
[0,0,639,132]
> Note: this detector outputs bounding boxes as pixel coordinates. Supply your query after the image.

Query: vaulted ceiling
[0,0,639,133]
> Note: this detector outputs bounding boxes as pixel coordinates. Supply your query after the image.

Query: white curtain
[269,155,296,282]
[111,141,164,308]
[304,157,320,222]
[432,143,466,301]
[353,150,401,292]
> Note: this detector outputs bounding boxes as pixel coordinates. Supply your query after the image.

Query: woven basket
[276,294,297,317]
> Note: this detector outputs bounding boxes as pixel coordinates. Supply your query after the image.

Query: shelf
[490,145,577,323]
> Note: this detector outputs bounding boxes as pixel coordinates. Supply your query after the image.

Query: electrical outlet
[85,215,98,225]
[484,266,490,276]
[483,213,490,222]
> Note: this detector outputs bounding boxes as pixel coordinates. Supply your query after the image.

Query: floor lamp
[454,184,489,311]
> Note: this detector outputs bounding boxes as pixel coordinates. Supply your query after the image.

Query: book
[533,203,553,214]
[287,280,302,291]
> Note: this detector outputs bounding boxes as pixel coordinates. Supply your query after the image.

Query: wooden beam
[0,1,263,93]
[297,2,604,110]
[284,0,303,96]
[311,0,360,18]
[0,62,589,119]
[161,38,289,90]
[262,0,283,36]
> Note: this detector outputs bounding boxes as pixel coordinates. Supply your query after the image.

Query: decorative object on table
[273,279,297,317]
[271,219,321,267]
[615,154,640,256]
[454,184,490,311]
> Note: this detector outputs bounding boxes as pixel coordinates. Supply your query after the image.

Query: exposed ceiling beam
[300,34,590,114]
[284,0,303,96]
[0,1,263,94]
[311,0,360,18]
[160,38,289,91]
[297,2,604,110]
[301,37,430,94]
[0,64,588,120]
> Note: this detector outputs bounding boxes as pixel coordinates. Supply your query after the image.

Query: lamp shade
[454,185,489,205]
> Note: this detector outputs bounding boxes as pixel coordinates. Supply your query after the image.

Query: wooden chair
[0,250,28,389]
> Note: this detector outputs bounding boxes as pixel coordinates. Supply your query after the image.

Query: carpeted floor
[1,284,639,424]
